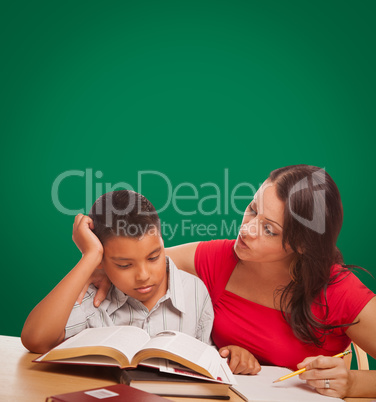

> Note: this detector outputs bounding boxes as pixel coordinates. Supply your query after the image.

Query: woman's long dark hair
[269,165,351,346]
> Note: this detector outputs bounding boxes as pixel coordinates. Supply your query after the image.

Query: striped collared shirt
[65,257,214,344]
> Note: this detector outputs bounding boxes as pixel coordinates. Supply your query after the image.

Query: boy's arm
[21,214,103,354]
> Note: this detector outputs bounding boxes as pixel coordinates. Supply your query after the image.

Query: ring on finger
[324,379,330,389]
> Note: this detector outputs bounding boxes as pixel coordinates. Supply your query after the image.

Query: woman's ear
[297,247,304,255]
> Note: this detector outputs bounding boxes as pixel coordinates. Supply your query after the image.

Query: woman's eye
[264,225,276,237]
[248,205,257,215]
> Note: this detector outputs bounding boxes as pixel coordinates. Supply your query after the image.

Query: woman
[81,165,376,398]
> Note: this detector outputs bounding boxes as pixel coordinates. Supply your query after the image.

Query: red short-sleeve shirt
[195,239,375,370]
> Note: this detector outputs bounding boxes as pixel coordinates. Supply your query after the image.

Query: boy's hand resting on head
[297,355,352,398]
[72,214,103,261]
[219,345,261,375]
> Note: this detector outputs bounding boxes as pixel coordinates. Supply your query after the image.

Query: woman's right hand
[72,214,103,259]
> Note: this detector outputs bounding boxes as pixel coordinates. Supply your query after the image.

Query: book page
[160,359,236,385]
[231,366,342,401]
[38,326,151,363]
[136,331,222,379]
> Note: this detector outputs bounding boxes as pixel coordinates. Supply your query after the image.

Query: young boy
[21,190,214,353]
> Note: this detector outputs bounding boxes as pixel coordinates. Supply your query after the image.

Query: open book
[35,326,233,382]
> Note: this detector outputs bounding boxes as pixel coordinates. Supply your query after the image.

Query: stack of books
[119,365,231,399]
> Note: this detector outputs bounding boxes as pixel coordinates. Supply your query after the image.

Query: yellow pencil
[272,350,352,383]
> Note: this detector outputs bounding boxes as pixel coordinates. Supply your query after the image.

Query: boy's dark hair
[89,190,161,244]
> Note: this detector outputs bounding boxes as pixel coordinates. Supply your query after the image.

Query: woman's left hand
[297,355,354,398]
[219,345,261,375]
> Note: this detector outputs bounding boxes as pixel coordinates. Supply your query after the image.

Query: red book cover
[45,384,171,402]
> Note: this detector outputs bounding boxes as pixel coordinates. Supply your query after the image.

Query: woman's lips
[237,235,250,249]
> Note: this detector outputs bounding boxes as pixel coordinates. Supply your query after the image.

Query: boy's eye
[148,254,160,262]
[117,264,132,269]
